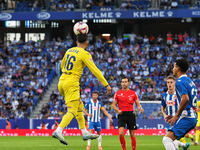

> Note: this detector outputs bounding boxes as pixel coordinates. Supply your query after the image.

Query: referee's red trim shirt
[114,89,138,112]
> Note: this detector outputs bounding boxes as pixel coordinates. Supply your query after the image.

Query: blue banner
[0,119,166,129]
[1,9,200,20]
[113,119,166,129]
[0,119,29,129]
[33,119,106,129]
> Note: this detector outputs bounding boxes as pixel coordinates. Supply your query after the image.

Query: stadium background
[0,0,200,149]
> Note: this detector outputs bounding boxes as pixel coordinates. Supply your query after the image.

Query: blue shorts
[88,121,101,132]
[167,117,197,140]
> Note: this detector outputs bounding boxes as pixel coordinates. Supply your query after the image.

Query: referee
[112,76,144,150]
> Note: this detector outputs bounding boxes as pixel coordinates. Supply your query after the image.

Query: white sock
[81,128,89,135]
[55,126,63,134]
[162,136,176,150]
[174,140,185,148]
[88,139,91,146]
[98,135,102,146]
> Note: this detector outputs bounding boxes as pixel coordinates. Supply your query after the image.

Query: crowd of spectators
[37,32,200,120]
[119,0,151,10]
[1,0,200,12]
[1,32,200,120]
[159,0,193,9]
[0,0,78,12]
[0,38,68,119]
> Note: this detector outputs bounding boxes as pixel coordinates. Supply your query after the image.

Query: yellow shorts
[58,79,80,103]
[66,100,84,116]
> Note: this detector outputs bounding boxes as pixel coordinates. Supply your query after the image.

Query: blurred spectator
[37,120,48,129]
[120,1,132,9]
[167,32,173,45]
[171,0,178,9]
[160,0,192,9]
[52,120,59,129]
[6,119,11,129]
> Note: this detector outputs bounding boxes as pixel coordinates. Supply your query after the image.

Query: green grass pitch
[0,136,199,150]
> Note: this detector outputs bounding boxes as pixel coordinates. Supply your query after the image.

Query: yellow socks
[180,138,186,144]
[188,133,193,140]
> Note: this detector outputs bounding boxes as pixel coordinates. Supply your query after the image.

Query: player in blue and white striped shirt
[163,58,197,150]
[84,91,113,150]
[161,76,189,150]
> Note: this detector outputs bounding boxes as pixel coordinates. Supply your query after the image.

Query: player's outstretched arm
[101,107,113,123]
[82,52,109,87]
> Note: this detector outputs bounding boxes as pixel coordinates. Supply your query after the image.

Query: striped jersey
[85,100,103,122]
[175,75,197,118]
[161,91,179,116]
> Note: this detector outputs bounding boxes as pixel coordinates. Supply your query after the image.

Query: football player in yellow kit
[52,34,112,145]
[194,100,200,146]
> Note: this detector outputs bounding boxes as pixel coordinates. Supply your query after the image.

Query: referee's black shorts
[118,111,137,130]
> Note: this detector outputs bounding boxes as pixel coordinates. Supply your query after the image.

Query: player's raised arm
[82,51,111,94]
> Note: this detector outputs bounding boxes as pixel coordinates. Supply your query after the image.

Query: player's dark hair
[175,58,189,73]
[121,75,130,82]
[76,34,88,43]
[167,75,176,81]
[92,91,99,95]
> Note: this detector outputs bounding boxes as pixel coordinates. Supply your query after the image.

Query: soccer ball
[73,21,89,35]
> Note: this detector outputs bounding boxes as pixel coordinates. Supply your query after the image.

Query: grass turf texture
[0,136,199,150]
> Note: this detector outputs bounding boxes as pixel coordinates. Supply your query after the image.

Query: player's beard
[122,86,128,90]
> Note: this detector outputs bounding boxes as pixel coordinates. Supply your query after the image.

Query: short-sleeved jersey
[85,100,103,122]
[175,75,197,118]
[60,47,108,87]
[161,91,179,116]
[114,89,138,112]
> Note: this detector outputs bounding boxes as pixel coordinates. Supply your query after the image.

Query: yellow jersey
[59,47,108,87]
[197,101,200,120]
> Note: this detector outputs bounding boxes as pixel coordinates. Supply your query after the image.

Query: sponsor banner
[0,129,195,136]
[0,119,166,129]
[0,129,168,136]
[0,9,200,20]
[0,119,30,129]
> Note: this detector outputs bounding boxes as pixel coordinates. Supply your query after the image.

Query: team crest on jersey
[173,95,177,100]
[128,97,133,101]
[92,106,98,110]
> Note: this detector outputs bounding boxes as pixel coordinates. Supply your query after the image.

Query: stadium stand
[0,0,198,12]
[0,39,65,119]
[32,32,200,119]
[1,31,200,119]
